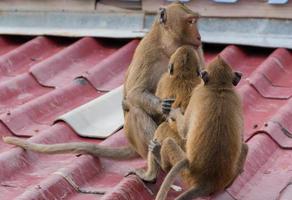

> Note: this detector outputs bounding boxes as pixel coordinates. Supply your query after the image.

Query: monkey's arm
[127,88,162,115]
[155,158,188,200]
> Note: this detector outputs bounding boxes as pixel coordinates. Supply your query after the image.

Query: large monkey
[3,2,202,160]
[126,45,202,182]
[149,56,248,200]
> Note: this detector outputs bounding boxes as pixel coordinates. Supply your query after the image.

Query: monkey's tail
[3,136,138,160]
[155,158,188,200]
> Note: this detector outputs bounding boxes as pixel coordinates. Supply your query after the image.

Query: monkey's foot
[149,139,161,164]
[125,168,157,183]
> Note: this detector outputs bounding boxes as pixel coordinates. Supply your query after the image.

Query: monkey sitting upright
[3,2,203,160]
[149,56,248,200]
[126,45,203,182]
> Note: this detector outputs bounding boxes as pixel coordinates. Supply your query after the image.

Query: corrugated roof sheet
[0,35,292,200]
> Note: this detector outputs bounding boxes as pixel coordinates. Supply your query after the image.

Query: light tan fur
[152,56,248,200]
[3,2,203,160]
[127,45,202,182]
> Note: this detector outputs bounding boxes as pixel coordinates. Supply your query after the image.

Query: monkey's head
[168,45,200,77]
[158,2,201,49]
[200,56,242,87]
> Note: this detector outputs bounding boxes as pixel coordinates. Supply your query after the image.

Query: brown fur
[3,2,203,160]
[126,45,202,182]
[123,2,202,158]
[153,56,248,200]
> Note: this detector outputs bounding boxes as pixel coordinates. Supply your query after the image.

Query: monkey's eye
[187,17,197,24]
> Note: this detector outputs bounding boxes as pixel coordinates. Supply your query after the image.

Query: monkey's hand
[149,139,162,164]
[161,98,175,115]
[168,108,181,122]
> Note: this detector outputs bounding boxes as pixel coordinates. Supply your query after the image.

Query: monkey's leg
[160,137,186,172]
[124,106,157,159]
[225,143,249,189]
[125,123,177,182]
[125,151,159,183]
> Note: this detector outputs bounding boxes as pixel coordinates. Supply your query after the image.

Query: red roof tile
[0,35,292,200]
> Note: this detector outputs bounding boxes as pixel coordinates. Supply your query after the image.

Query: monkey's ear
[196,70,200,76]
[159,8,167,24]
[200,70,209,84]
[168,63,174,75]
[232,71,242,86]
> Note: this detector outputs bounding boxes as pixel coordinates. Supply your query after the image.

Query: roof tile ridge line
[246,74,291,100]
[0,36,55,77]
[0,36,45,59]
[29,37,100,88]
[0,123,78,182]
[10,154,103,199]
[250,130,292,153]
[0,73,50,108]
[245,130,286,150]
[0,119,18,136]
[261,72,292,89]
[263,100,292,149]
[24,77,98,126]
[224,190,238,200]
[242,94,292,148]
[218,44,247,68]
[13,173,76,200]
[80,39,140,92]
[227,133,279,197]
[53,171,105,195]
[269,120,292,139]
[251,48,292,88]
[101,175,153,200]
[0,77,97,136]
[0,77,95,117]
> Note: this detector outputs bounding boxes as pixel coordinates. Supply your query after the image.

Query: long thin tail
[155,158,188,200]
[3,136,138,160]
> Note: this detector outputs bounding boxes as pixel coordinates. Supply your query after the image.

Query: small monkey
[126,45,202,182]
[3,2,203,160]
[151,56,248,200]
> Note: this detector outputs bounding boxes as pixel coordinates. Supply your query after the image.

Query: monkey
[3,2,203,160]
[125,45,203,182]
[147,56,248,200]
[122,2,203,158]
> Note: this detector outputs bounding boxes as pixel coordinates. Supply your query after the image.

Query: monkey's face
[159,3,201,48]
[168,45,200,77]
[200,56,242,87]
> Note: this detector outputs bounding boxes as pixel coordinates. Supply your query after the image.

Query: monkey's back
[156,73,201,112]
[185,85,243,191]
